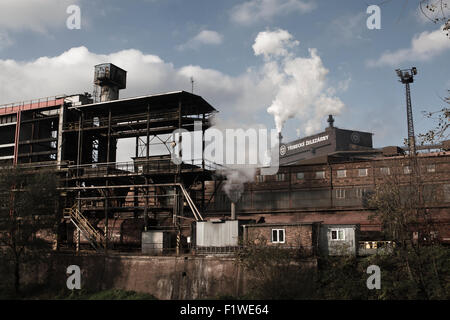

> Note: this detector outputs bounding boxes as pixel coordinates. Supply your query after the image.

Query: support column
[175,100,182,256]
[76,192,81,253]
[57,104,65,168]
[202,113,205,211]
[105,108,112,252]
[76,112,83,176]
[144,105,150,230]
[13,111,21,165]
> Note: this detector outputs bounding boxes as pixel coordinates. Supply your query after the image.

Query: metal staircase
[63,204,105,251]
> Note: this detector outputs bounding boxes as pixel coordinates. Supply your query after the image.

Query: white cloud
[252,29,299,59]
[177,30,223,50]
[0,0,81,33]
[328,12,370,44]
[230,0,316,25]
[367,25,450,67]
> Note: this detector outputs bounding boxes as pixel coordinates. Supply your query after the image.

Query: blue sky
[0,0,449,157]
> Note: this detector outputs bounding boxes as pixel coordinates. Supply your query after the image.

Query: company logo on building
[351,132,360,144]
[283,134,329,155]
[279,144,287,156]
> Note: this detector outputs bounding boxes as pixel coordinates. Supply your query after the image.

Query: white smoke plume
[253,29,345,134]
[206,117,264,202]
[221,167,256,203]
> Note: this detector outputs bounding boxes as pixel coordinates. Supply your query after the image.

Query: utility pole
[396,67,418,156]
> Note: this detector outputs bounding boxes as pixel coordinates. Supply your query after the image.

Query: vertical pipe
[231,202,236,220]
[202,113,205,211]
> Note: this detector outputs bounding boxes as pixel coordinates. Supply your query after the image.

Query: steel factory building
[1,63,449,255]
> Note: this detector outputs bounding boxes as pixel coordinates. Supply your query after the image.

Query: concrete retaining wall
[20,253,317,299]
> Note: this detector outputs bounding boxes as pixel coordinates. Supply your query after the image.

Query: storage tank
[93,63,127,102]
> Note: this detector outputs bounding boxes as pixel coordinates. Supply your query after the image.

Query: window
[380,167,390,175]
[337,169,346,178]
[427,164,436,173]
[315,171,325,179]
[336,189,346,199]
[430,231,439,240]
[403,166,411,174]
[444,184,450,202]
[256,175,265,183]
[331,229,345,241]
[272,229,285,243]
[296,172,304,180]
[358,168,368,177]
[356,188,366,198]
[276,173,286,182]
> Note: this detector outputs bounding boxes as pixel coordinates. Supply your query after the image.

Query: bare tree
[368,157,448,299]
[419,90,450,144]
[0,168,58,295]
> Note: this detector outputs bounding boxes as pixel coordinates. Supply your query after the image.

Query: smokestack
[231,202,236,220]
[327,114,335,128]
[278,132,283,144]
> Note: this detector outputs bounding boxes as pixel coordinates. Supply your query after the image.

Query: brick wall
[245,224,315,253]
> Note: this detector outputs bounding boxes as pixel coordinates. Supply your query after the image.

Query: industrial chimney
[231,202,236,220]
[93,63,127,103]
[229,187,241,221]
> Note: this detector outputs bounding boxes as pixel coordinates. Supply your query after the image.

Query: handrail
[72,208,103,240]
[0,95,67,111]
[65,205,105,248]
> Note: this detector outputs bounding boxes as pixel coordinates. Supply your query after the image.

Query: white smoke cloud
[221,167,256,203]
[253,29,345,134]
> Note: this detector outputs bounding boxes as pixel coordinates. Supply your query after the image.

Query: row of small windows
[335,188,369,199]
[273,228,346,243]
[256,164,438,182]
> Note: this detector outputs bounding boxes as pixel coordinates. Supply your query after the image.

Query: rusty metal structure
[0,64,219,252]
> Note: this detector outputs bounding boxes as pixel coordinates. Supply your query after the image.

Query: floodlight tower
[395,67,418,156]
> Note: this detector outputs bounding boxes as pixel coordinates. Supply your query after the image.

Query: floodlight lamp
[412,67,417,75]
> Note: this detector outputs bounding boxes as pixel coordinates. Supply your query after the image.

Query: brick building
[205,119,450,246]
